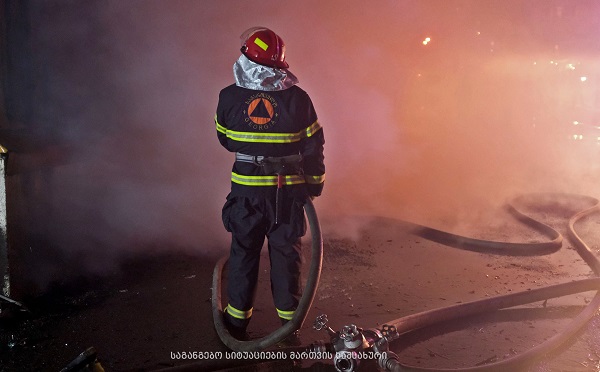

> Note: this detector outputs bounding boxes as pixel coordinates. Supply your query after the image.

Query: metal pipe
[0,149,9,304]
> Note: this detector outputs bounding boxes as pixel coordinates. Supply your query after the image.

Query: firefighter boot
[223,313,250,341]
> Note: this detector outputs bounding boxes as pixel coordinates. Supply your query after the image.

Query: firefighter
[215,27,325,344]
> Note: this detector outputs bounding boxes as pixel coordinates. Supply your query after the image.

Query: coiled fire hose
[211,197,323,352]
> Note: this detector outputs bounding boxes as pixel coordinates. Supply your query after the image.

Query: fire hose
[376,194,600,372]
[204,194,600,371]
[211,197,323,352]
[308,193,600,372]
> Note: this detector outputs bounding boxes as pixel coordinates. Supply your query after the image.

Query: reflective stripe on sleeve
[304,120,322,138]
[225,304,253,319]
[215,115,227,134]
[232,172,305,186]
[304,174,325,184]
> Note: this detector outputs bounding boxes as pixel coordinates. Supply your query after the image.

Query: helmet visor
[240,26,269,46]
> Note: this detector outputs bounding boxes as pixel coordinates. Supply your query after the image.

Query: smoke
[302,0,600,225]
[16,1,600,285]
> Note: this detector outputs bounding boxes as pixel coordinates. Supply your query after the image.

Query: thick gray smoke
[20,1,600,283]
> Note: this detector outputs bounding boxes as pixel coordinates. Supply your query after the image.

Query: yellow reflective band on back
[0,145,7,154]
[254,37,269,51]
[214,119,322,144]
[276,308,295,320]
[225,304,253,319]
[305,174,325,184]
[232,172,305,186]
[225,129,302,143]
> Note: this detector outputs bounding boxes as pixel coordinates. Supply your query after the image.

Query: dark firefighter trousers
[222,194,307,329]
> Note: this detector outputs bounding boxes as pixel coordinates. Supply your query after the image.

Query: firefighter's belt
[235,152,303,175]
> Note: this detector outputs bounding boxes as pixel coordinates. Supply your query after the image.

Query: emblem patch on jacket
[244,92,279,130]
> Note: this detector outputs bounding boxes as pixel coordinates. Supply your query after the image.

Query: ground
[1,196,600,372]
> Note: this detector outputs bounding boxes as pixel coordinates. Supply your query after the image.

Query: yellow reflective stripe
[276,308,295,320]
[225,304,253,319]
[305,120,322,137]
[0,145,7,153]
[216,123,227,135]
[214,117,322,144]
[226,129,302,143]
[254,37,269,51]
[305,174,325,184]
[232,172,305,186]
[215,115,227,135]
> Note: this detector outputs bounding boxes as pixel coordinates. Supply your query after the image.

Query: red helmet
[240,27,289,69]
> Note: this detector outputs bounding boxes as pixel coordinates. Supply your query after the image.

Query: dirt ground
[1,196,600,372]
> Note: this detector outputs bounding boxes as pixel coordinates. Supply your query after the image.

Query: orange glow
[17,0,600,266]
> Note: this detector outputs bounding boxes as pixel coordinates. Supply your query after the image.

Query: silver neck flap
[233,54,299,91]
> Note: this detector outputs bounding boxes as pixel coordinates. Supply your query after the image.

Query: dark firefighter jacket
[215,84,325,198]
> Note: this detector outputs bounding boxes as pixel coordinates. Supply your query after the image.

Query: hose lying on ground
[211,198,323,352]
[382,194,600,371]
